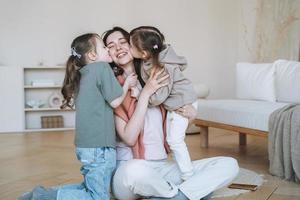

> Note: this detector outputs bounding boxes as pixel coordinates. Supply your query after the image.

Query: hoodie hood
[159,44,187,71]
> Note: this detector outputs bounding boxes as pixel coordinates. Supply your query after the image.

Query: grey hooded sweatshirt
[141,44,197,111]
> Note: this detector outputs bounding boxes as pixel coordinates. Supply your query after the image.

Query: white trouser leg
[166,111,193,180]
[160,157,239,200]
[112,159,178,200]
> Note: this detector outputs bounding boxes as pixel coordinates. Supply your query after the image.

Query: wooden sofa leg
[239,132,247,146]
[199,125,209,148]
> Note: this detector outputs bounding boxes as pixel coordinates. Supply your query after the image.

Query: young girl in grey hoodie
[129,26,198,181]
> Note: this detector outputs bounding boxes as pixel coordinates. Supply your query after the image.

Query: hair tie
[71,47,81,59]
[153,44,158,50]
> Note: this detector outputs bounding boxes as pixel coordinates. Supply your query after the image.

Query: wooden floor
[0,128,299,200]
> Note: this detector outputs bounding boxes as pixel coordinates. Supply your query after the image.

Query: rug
[212,168,264,198]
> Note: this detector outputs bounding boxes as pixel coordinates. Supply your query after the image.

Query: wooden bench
[193,118,268,148]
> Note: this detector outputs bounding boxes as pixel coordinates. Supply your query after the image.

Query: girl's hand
[131,86,140,98]
[125,73,138,87]
[175,104,197,120]
[143,68,169,97]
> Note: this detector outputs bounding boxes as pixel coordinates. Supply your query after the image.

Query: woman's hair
[129,26,165,69]
[61,33,99,109]
[102,27,145,87]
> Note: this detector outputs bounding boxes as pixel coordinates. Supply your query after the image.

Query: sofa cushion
[274,59,300,103]
[236,63,276,102]
[197,99,288,131]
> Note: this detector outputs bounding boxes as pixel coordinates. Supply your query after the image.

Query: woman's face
[106,31,133,67]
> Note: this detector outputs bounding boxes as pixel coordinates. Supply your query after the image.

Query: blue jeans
[57,147,116,200]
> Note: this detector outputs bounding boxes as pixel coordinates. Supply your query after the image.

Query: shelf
[24,85,62,89]
[25,107,74,112]
[23,66,75,132]
[24,66,65,70]
[24,127,74,132]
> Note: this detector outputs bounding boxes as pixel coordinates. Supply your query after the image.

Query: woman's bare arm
[115,69,169,146]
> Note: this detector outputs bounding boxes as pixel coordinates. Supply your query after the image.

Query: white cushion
[274,59,300,103]
[197,99,288,131]
[236,62,276,102]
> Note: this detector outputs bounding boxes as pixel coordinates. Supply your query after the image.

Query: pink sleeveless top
[116,106,168,161]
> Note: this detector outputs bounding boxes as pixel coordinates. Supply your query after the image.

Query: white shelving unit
[24,85,62,89]
[23,66,75,132]
[24,107,74,112]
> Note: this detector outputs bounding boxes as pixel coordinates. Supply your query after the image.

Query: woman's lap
[178,157,239,199]
[112,157,239,200]
[112,159,178,200]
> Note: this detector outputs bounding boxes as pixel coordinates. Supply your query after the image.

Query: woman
[103,27,239,200]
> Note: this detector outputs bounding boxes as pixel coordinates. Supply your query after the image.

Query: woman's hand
[175,104,197,121]
[115,69,169,146]
[143,68,169,97]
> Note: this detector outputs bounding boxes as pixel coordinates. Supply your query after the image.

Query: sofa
[193,59,300,147]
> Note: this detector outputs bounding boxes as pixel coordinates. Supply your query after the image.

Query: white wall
[0,0,239,99]
[1,1,299,132]
[0,66,24,132]
[237,0,300,62]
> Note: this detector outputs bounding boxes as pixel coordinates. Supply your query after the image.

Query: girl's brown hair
[130,26,165,69]
[61,33,99,109]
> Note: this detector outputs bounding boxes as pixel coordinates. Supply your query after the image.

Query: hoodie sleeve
[148,67,174,106]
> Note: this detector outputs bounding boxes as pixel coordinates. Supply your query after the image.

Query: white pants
[166,102,198,180]
[112,157,239,200]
